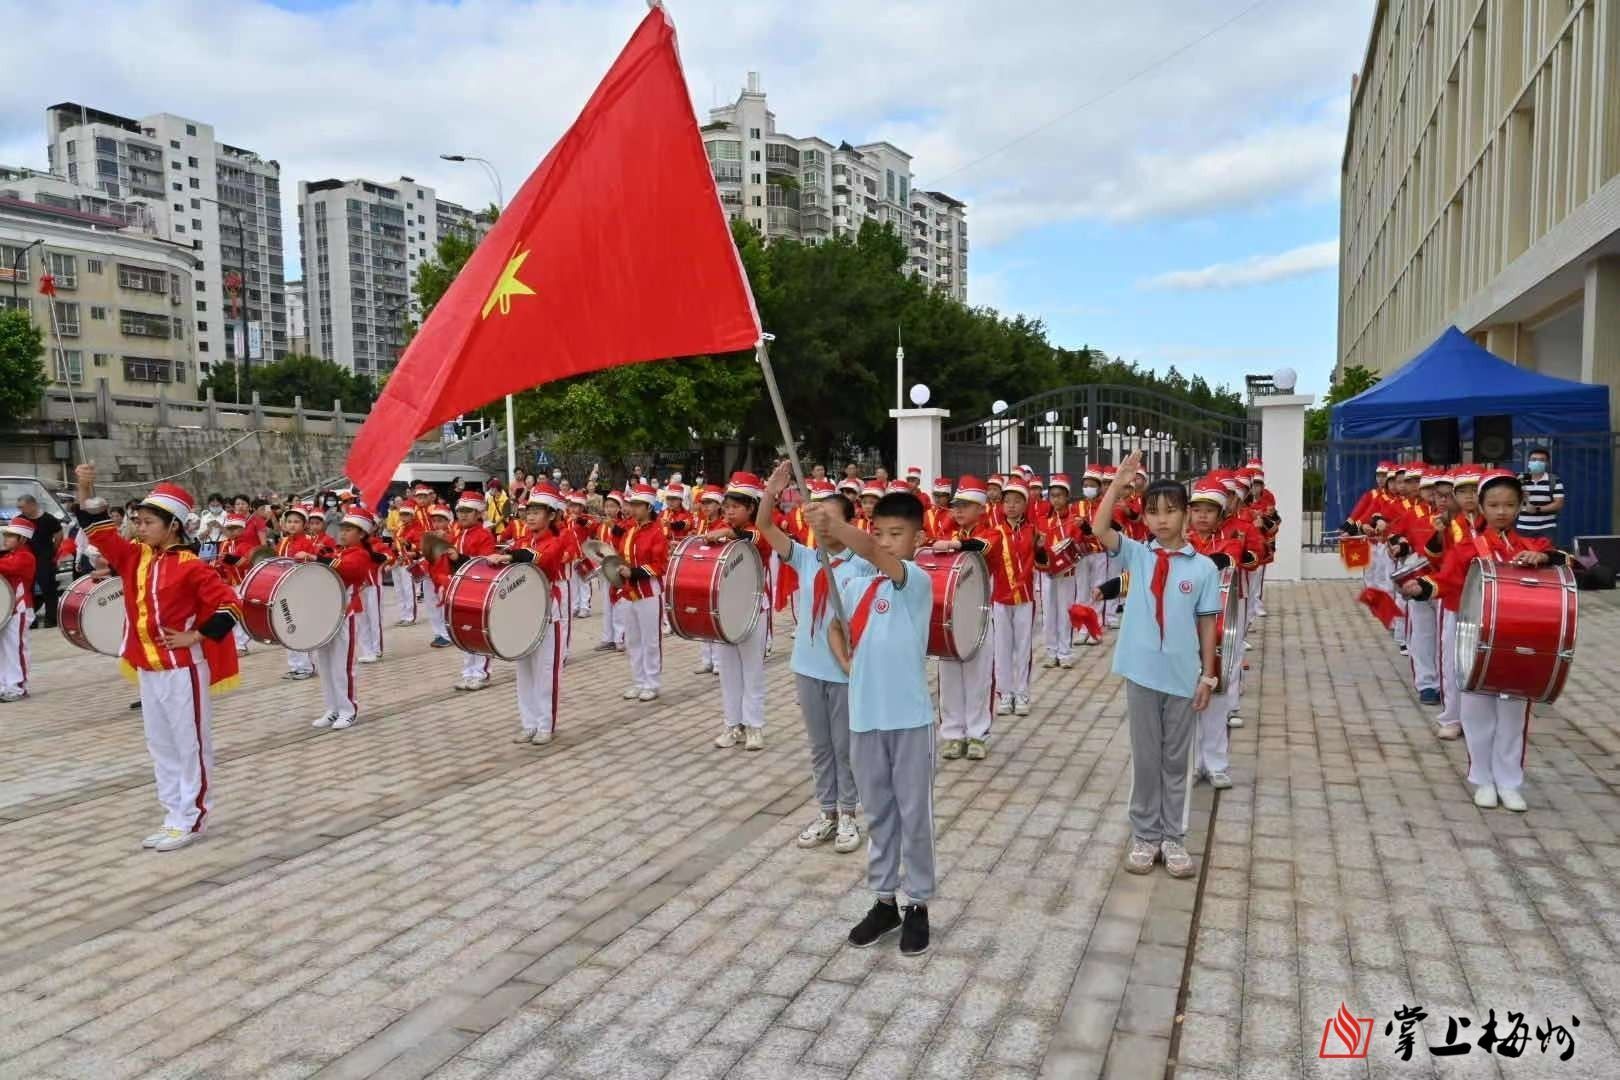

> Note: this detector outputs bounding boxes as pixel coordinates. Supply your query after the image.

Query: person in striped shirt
[1516,447,1564,542]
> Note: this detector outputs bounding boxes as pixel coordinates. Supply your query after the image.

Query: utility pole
[200,195,251,403]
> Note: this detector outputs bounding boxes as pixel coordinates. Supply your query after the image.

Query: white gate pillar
[891,408,950,482]
[1254,394,1313,582]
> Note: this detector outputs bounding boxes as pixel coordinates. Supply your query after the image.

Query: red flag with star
[345,4,760,508]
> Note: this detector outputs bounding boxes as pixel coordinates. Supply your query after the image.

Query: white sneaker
[1498,787,1527,812]
[834,812,861,854]
[797,812,836,848]
[0,689,24,702]
[1255,605,1267,617]
[714,726,741,749]
[312,711,337,729]
[1161,839,1195,878]
[1473,784,1499,809]
[513,731,539,744]
[1243,640,1253,651]
[1124,838,1158,874]
[693,661,713,674]
[330,714,356,730]
[1227,714,1244,728]
[996,696,1013,716]
[623,686,643,700]
[1041,656,1058,669]
[637,688,658,702]
[1058,657,1074,669]
[462,678,489,693]
[1209,770,1233,790]
[141,829,169,849]
[152,827,195,852]
[356,655,379,665]
[745,727,764,751]
[397,618,416,626]
[531,730,553,746]
[1435,721,1462,740]
[1013,696,1030,717]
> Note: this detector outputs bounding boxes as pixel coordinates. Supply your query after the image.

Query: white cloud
[0,0,1378,270]
[1141,239,1340,291]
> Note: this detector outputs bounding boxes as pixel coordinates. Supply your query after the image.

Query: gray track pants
[797,674,858,813]
[850,726,936,902]
[1125,680,1197,844]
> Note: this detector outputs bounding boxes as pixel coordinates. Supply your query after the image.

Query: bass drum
[1456,559,1577,703]
[0,576,12,634]
[1214,566,1243,692]
[912,550,991,661]
[446,557,550,660]
[59,574,127,656]
[664,536,765,644]
[239,558,346,651]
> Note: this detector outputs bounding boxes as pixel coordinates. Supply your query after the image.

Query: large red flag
[346,4,761,508]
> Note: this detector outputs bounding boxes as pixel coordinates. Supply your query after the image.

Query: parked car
[0,476,76,591]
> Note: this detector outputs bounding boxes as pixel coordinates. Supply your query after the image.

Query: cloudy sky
[0,0,1376,398]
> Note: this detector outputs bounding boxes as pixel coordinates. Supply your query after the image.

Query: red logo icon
[1318,1002,1374,1059]
[1178,580,1193,594]
[874,598,890,614]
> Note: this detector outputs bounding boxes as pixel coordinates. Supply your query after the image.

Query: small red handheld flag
[345,5,761,508]
[1357,587,1401,630]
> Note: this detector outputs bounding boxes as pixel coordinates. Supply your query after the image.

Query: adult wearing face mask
[1516,448,1563,543]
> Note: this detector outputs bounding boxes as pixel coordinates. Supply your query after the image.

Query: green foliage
[200,354,376,410]
[412,231,481,321]
[0,308,47,426]
[1305,364,1381,441]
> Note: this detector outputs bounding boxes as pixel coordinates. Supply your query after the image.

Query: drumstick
[755,335,850,632]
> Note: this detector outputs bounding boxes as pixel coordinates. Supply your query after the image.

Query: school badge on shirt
[1179,580,1193,594]
[874,598,890,614]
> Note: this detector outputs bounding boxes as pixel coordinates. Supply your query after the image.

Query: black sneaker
[899,904,930,956]
[847,900,902,948]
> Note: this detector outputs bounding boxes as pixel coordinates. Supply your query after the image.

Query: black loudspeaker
[1474,414,1513,463]
[1420,417,1462,465]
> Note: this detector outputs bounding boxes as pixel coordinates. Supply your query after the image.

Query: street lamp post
[200,195,251,403]
[440,152,516,483]
[9,239,44,305]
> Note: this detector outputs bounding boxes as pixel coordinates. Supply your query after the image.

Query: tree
[412,231,480,320]
[1305,364,1381,441]
[200,354,376,410]
[0,308,47,427]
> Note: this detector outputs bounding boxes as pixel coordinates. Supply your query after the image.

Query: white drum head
[949,553,991,659]
[487,562,548,659]
[714,541,764,643]
[271,563,346,651]
[1455,560,1486,676]
[1218,571,1243,687]
[79,577,128,656]
[0,576,13,632]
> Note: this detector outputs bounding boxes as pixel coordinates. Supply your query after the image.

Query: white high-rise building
[297,176,490,377]
[910,190,969,299]
[701,72,968,301]
[285,279,307,355]
[44,103,286,373]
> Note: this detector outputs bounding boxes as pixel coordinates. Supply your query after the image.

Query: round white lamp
[1273,367,1298,393]
[909,383,931,406]
[1044,410,1058,423]
[992,399,1008,415]
[1107,421,1117,433]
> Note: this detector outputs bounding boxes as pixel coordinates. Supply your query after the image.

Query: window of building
[47,252,77,287]
[189,177,200,189]
[53,349,84,386]
[169,139,180,149]
[196,300,207,311]
[752,195,762,206]
[93,353,111,367]
[172,317,185,339]
[197,321,208,332]
[192,219,202,230]
[53,302,80,336]
[171,160,181,171]
[417,214,424,224]
[192,239,202,250]
[198,340,209,353]
[120,309,173,338]
[185,124,196,136]
[172,182,183,192]
[66,139,76,155]
[750,150,761,162]
[123,355,177,383]
[175,224,186,234]
[95,136,117,154]
[174,202,184,212]
[750,173,761,185]
[187,156,198,168]
[90,306,106,320]
[117,264,168,293]
[749,127,760,139]
[416,189,424,200]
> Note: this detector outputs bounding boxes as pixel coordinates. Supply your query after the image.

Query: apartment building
[1,187,197,395]
[44,103,287,373]
[910,189,970,300]
[1339,0,1620,424]
[286,278,308,355]
[297,176,491,377]
[700,72,968,301]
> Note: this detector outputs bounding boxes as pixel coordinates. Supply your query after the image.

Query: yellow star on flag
[481,248,536,319]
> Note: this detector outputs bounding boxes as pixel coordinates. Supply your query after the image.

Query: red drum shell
[1044,538,1079,576]
[663,536,765,644]
[1456,559,1577,704]
[59,574,127,656]
[912,550,991,661]
[445,557,550,660]
[239,558,345,650]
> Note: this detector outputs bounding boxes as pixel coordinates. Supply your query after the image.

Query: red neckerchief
[1150,544,1190,643]
[809,551,852,639]
[847,576,886,653]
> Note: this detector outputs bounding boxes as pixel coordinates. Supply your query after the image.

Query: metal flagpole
[756,335,850,630]
[42,279,87,462]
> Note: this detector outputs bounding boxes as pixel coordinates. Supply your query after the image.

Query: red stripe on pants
[188,665,208,833]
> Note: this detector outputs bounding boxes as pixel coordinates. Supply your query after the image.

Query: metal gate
[941,384,1257,483]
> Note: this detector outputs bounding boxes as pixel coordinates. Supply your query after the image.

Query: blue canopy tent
[1325,327,1612,545]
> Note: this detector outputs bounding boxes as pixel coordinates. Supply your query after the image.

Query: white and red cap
[1048,473,1072,491]
[1418,467,1441,489]
[337,487,358,502]
[456,491,486,513]
[987,474,1005,489]
[699,484,723,504]
[1189,481,1228,507]
[411,483,435,497]
[528,480,565,511]
[663,482,688,502]
[886,480,911,494]
[725,472,765,501]
[141,482,195,522]
[952,475,989,505]
[222,514,248,529]
[307,505,328,521]
[836,478,861,495]
[628,483,659,505]
[1477,468,1519,497]
[808,479,838,500]
[860,481,885,499]
[1450,465,1483,488]
[282,503,308,519]
[1082,464,1103,482]
[429,503,454,520]
[603,489,624,506]
[906,466,923,480]
[1244,458,1265,476]
[341,507,377,534]
[2,517,36,540]
[932,477,954,494]
[1229,469,1253,489]
[566,491,588,507]
[1002,476,1030,498]
[1017,464,1035,478]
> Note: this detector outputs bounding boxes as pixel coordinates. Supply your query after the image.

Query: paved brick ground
[0,581,1616,1079]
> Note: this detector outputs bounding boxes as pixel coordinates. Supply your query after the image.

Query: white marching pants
[356,581,382,659]
[140,662,215,833]
[992,602,1034,701]
[622,594,662,691]
[0,605,31,695]
[392,565,417,622]
[717,618,767,729]
[313,611,357,719]
[572,568,593,616]
[1437,608,1461,723]
[939,643,995,741]
[1461,692,1530,791]
[1196,677,1238,775]
[515,621,562,735]
[427,581,449,640]
[1040,573,1078,659]
[1083,552,1110,625]
[1407,597,1440,693]
[601,595,625,646]
[286,646,313,676]
[461,645,491,683]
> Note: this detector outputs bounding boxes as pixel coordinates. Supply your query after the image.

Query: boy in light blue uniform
[1094,451,1222,880]
[756,463,874,855]
[810,491,937,957]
